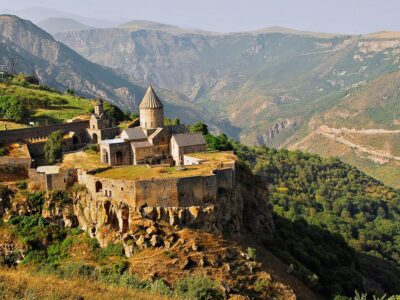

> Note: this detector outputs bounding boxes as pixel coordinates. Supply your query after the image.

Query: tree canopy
[44,130,64,165]
[0,95,28,122]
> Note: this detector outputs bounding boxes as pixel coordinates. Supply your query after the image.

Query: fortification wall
[0,121,89,143]
[135,179,179,207]
[79,165,233,208]
[29,168,77,191]
[213,167,234,191]
[80,170,136,205]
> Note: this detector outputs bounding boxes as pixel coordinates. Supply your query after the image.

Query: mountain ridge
[37,17,93,34]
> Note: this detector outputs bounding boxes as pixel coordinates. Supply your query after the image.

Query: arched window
[102,149,109,163]
[72,136,80,145]
[115,151,123,166]
[95,181,102,193]
[92,133,98,144]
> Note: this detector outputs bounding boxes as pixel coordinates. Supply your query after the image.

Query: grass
[0,82,93,125]
[187,151,236,162]
[0,268,172,300]
[60,149,108,170]
[0,120,28,131]
[3,143,30,158]
[95,165,215,180]
[95,151,236,181]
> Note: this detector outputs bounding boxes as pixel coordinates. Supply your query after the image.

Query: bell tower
[94,98,104,117]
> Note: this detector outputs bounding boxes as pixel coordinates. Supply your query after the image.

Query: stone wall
[29,168,77,191]
[0,144,32,179]
[0,121,89,143]
[27,138,74,158]
[78,165,233,208]
[135,178,179,207]
[0,157,31,169]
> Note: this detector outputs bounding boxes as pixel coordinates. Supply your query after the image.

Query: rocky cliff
[56,165,274,249]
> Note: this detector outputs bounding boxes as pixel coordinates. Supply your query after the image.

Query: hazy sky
[2,0,400,34]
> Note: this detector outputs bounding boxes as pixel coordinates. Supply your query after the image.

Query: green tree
[44,130,64,165]
[164,117,172,125]
[190,122,209,135]
[172,117,180,125]
[0,95,28,122]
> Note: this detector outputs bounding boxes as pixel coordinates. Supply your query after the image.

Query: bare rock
[146,226,158,236]
[150,234,162,247]
[136,235,145,249]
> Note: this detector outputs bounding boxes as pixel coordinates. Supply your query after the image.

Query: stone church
[99,85,206,166]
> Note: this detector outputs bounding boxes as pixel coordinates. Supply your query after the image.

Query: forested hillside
[201,128,400,298]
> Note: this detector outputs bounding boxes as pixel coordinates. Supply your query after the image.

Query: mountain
[37,18,93,34]
[120,20,218,35]
[0,15,146,112]
[1,6,121,28]
[55,23,400,187]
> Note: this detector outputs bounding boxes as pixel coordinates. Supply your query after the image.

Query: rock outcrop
[38,165,275,249]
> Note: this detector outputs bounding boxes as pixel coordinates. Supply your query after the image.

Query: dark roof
[165,124,189,135]
[131,141,152,148]
[122,127,147,140]
[172,133,206,147]
[139,85,163,109]
[148,127,164,140]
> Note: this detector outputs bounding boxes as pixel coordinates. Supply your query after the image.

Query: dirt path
[293,125,400,163]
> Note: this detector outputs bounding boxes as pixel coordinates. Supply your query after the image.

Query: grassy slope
[0,81,93,126]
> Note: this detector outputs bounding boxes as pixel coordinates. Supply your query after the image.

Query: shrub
[16,180,27,190]
[119,273,151,290]
[151,279,172,296]
[0,148,6,156]
[0,95,28,122]
[97,243,125,259]
[246,247,256,260]
[254,278,270,293]
[0,251,21,267]
[175,276,224,300]
[61,261,96,279]
[2,165,16,174]
[84,144,99,153]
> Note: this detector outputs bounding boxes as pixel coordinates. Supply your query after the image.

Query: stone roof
[131,141,153,148]
[100,138,125,145]
[148,127,164,140]
[172,133,206,147]
[121,127,147,140]
[36,166,60,175]
[139,85,163,109]
[165,124,189,135]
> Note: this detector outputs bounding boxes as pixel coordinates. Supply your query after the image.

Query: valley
[1,9,400,299]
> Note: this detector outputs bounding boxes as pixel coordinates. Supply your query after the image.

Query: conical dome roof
[139,85,163,109]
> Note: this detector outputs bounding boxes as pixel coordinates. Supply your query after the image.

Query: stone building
[100,85,206,166]
[87,98,120,143]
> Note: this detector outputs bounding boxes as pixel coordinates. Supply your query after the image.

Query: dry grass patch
[0,120,28,131]
[61,150,107,170]
[0,268,171,300]
[95,164,215,181]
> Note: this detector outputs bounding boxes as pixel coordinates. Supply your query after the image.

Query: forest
[200,128,400,298]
